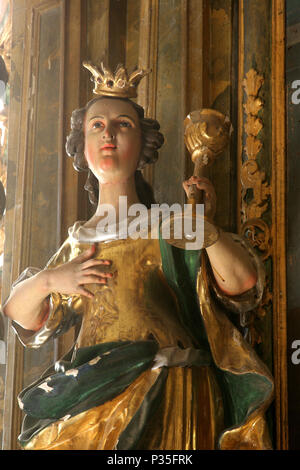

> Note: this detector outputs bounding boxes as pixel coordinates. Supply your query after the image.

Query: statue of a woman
[3,63,273,450]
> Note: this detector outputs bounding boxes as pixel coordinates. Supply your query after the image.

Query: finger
[81,258,112,270]
[189,176,214,187]
[77,286,94,299]
[182,181,189,192]
[193,181,216,194]
[183,176,211,187]
[182,180,203,198]
[82,269,114,278]
[189,175,212,182]
[80,275,108,285]
[183,180,215,198]
[74,244,96,263]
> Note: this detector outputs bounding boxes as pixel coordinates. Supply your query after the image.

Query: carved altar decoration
[240,68,272,346]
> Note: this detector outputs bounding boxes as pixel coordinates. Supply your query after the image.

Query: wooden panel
[2,0,66,450]
[153,0,186,206]
[207,0,236,232]
[86,0,109,72]
[126,0,140,73]
[21,0,65,390]
[25,1,64,265]
[61,0,88,239]
[109,0,127,70]
[186,0,204,113]
[137,0,159,187]
[271,0,288,451]
[86,0,127,87]
[286,0,300,451]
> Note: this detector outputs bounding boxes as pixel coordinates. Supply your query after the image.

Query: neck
[94,174,140,222]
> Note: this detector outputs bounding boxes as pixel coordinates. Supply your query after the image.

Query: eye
[119,121,132,128]
[92,121,104,129]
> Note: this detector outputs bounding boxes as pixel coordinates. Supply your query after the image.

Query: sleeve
[205,232,265,315]
[10,240,84,349]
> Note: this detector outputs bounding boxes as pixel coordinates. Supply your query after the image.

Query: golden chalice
[161,108,232,250]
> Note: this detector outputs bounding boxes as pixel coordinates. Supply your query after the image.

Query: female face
[84,98,142,185]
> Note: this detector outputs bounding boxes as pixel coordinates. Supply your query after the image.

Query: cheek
[122,135,142,162]
[84,141,96,167]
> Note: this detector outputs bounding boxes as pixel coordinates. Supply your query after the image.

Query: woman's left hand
[182,176,217,221]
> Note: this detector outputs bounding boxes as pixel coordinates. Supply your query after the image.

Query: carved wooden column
[272,0,287,450]
[237,0,288,449]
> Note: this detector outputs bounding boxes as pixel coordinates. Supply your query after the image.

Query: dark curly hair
[65,96,164,208]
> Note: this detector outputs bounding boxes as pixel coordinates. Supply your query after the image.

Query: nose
[102,123,115,141]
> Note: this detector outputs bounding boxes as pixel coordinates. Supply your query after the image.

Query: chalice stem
[187,155,206,211]
[187,155,206,231]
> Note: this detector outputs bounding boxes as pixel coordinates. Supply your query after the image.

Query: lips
[101,144,117,150]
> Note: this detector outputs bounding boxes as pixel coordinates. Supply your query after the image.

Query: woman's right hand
[46,244,113,299]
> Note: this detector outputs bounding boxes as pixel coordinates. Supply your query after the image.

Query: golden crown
[83,61,150,99]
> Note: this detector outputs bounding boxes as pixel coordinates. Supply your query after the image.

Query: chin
[98,158,118,172]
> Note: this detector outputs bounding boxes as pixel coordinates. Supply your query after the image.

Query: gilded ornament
[243,96,263,116]
[244,115,263,137]
[257,282,273,319]
[239,68,272,345]
[241,159,271,222]
[242,69,264,97]
[241,69,271,223]
[245,136,263,159]
[83,61,150,99]
[184,109,232,164]
[241,219,272,261]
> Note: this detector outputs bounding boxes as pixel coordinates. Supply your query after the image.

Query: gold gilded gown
[12,221,273,450]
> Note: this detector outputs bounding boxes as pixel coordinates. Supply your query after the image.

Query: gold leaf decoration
[83,287,119,346]
[243,96,263,116]
[245,136,263,159]
[240,69,272,347]
[242,69,264,97]
[241,219,272,262]
[244,115,263,137]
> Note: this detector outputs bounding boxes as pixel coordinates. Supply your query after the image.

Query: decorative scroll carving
[241,218,272,261]
[240,69,272,346]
